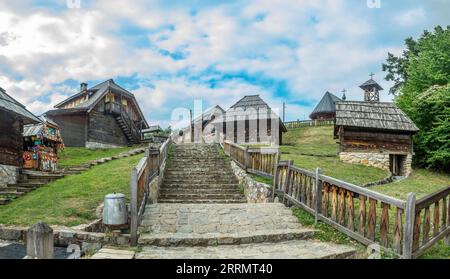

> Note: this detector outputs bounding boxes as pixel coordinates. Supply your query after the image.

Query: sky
[0,0,449,128]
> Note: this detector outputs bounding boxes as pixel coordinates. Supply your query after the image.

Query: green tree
[383,26,450,171]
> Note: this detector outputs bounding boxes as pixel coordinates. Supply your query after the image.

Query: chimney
[80,82,88,92]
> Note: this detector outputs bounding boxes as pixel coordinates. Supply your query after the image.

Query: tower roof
[359,78,383,91]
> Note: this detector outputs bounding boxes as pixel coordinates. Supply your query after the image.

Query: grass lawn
[281,127,389,185]
[0,155,143,226]
[58,146,139,167]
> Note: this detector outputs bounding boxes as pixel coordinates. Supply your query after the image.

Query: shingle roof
[335,101,419,132]
[52,79,149,128]
[213,95,287,132]
[230,95,269,109]
[310,92,341,119]
[0,87,41,124]
[359,79,383,91]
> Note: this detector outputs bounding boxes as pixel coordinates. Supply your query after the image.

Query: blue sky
[0,0,449,127]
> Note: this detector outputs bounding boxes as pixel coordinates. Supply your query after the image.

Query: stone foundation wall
[0,165,19,188]
[149,160,166,204]
[85,141,123,149]
[339,152,413,176]
[230,161,272,203]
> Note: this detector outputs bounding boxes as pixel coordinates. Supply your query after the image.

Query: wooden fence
[223,140,279,179]
[284,119,334,129]
[130,138,171,246]
[274,160,450,259]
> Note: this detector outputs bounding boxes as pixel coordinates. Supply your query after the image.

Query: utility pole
[190,109,193,143]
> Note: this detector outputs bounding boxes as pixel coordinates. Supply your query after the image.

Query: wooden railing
[223,140,279,179]
[274,160,450,258]
[410,187,450,258]
[284,119,334,129]
[130,137,171,246]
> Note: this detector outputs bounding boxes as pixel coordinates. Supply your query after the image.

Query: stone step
[159,188,241,194]
[161,184,241,190]
[0,191,24,198]
[163,178,238,183]
[136,240,356,259]
[164,170,235,175]
[164,174,237,180]
[159,193,244,200]
[14,181,47,187]
[138,229,314,246]
[158,199,247,204]
[7,186,36,193]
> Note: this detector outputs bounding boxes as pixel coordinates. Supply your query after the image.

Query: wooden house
[309,91,342,121]
[174,105,225,144]
[23,115,64,172]
[0,87,41,187]
[335,78,419,177]
[212,95,287,145]
[45,79,149,148]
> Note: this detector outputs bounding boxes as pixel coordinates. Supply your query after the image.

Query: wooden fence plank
[393,208,403,254]
[347,191,355,231]
[359,196,367,236]
[322,183,329,217]
[413,210,422,251]
[380,203,390,247]
[433,201,440,237]
[331,186,338,222]
[367,199,377,241]
[403,193,416,259]
[422,207,430,243]
[339,188,346,226]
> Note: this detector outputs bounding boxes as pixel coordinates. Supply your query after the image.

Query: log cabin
[212,95,287,145]
[0,87,41,188]
[45,79,149,148]
[335,78,419,177]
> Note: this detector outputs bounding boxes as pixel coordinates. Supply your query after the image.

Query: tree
[383,26,450,171]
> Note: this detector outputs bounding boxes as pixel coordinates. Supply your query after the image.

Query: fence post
[315,168,323,225]
[403,193,416,259]
[244,146,250,171]
[130,167,138,247]
[26,222,54,259]
[282,160,293,205]
[272,151,280,202]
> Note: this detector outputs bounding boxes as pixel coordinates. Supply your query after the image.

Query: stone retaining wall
[0,165,18,188]
[230,161,272,203]
[0,223,130,255]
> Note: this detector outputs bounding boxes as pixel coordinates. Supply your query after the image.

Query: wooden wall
[341,129,413,154]
[49,113,87,147]
[88,110,128,146]
[0,110,23,166]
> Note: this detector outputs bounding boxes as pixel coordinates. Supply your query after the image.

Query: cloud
[394,8,426,27]
[0,0,448,127]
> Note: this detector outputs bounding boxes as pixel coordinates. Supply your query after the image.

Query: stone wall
[230,161,272,203]
[85,141,123,149]
[0,165,18,188]
[339,152,413,176]
[148,160,166,204]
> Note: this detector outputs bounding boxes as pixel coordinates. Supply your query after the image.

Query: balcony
[104,101,123,116]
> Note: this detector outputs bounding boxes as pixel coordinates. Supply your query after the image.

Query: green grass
[281,127,389,185]
[283,126,450,259]
[58,146,138,167]
[250,174,273,185]
[372,168,449,200]
[0,155,143,226]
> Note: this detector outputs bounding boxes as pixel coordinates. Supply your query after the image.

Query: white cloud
[0,0,444,125]
[394,8,426,27]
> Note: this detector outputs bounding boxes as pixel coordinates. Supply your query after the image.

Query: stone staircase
[135,143,357,259]
[137,203,356,259]
[158,143,246,203]
[0,147,147,206]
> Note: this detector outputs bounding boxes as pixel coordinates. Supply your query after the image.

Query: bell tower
[360,73,383,102]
